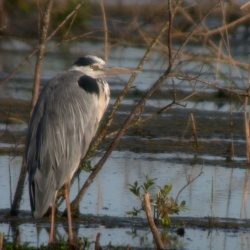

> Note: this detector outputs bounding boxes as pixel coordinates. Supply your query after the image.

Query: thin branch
[104,96,189,141]
[174,2,220,61]
[144,192,165,249]
[190,113,199,148]
[31,0,54,113]
[175,168,203,203]
[176,73,250,97]
[0,233,4,250]
[100,0,109,61]
[167,0,173,65]
[46,0,87,41]
[199,12,250,37]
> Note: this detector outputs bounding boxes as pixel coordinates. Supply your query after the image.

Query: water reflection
[1,221,250,249]
[1,151,250,219]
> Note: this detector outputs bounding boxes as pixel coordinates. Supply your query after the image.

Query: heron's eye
[90,64,98,70]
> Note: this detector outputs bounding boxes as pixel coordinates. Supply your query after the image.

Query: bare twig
[0,232,4,250]
[100,0,109,61]
[31,0,54,113]
[0,50,38,88]
[241,2,250,14]
[105,96,189,140]
[200,13,250,37]
[46,0,87,42]
[174,2,220,61]
[244,88,250,163]
[144,192,165,249]
[175,168,203,203]
[176,73,250,97]
[190,113,199,148]
[95,232,101,250]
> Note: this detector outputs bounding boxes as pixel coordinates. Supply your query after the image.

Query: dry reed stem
[215,40,223,82]
[170,3,250,76]
[144,192,165,250]
[200,12,250,37]
[197,3,249,80]
[133,18,152,46]
[46,0,87,41]
[100,0,109,61]
[240,168,250,218]
[241,2,250,14]
[104,92,190,140]
[220,0,235,161]
[244,96,250,163]
[190,113,199,148]
[173,45,250,72]
[174,4,250,39]
[95,232,101,250]
[173,2,219,62]
[176,73,250,97]
[31,0,54,113]
[0,50,38,88]
[0,233,3,250]
[64,9,78,39]
[175,168,203,203]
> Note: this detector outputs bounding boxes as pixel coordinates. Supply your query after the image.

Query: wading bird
[25,55,135,244]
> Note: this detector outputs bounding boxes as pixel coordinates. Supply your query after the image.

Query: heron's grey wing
[26,71,102,217]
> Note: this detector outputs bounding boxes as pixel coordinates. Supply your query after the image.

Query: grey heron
[25,55,135,244]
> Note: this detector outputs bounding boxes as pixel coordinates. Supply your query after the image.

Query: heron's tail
[29,174,56,218]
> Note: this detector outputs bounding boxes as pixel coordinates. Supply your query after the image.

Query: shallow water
[1,151,250,219]
[1,39,250,248]
[1,222,250,250]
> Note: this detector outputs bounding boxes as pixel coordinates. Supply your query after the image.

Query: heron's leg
[65,179,74,243]
[49,204,55,244]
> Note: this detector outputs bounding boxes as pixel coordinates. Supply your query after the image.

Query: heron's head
[70,55,137,79]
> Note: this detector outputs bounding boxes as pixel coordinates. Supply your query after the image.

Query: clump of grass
[2,236,91,250]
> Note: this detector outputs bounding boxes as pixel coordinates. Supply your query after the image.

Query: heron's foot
[48,235,55,245]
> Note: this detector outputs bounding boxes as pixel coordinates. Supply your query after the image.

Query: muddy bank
[1,209,250,231]
[0,93,248,166]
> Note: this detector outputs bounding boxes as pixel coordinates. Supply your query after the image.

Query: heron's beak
[100,66,138,76]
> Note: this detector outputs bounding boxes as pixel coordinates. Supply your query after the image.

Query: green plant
[128,175,186,227]
[3,239,37,250]
[154,184,186,226]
